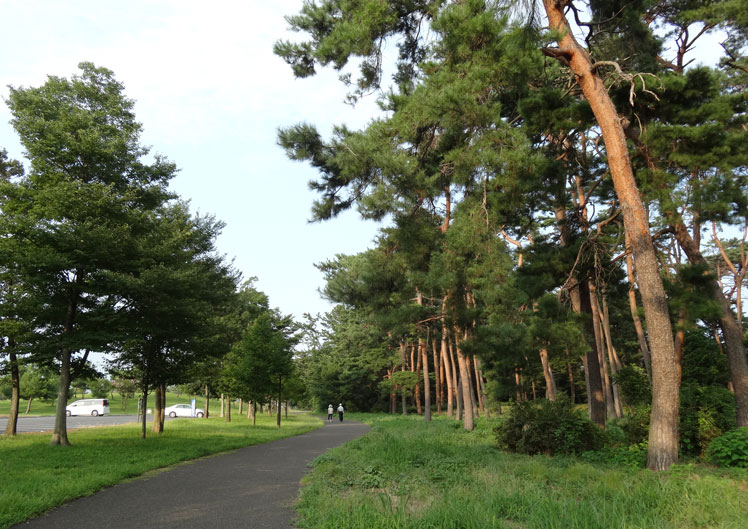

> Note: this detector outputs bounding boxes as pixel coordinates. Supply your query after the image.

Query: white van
[65,398,110,416]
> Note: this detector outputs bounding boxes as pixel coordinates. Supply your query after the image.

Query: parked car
[66,398,110,416]
[164,403,204,418]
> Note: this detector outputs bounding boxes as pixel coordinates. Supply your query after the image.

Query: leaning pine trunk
[542,0,679,470]
[539,347,557,401]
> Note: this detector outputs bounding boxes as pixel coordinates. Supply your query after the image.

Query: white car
[66,398,110,416]
[164,403,204,418]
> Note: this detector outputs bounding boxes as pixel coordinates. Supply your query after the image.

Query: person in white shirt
[327,404,334,422]
[337,403,344,422]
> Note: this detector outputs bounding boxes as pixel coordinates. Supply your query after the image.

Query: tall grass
[0,412,321,528]
[296,414,748,529]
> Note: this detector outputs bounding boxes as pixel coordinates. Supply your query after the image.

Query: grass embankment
[297,414,748,529]
[0,412,322,529]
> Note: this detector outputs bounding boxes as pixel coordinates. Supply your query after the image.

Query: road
[0,414,153,433]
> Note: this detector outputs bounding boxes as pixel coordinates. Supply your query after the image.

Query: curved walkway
[13,419,369,529]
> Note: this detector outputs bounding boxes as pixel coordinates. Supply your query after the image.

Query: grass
[0,411,322,529]
[296,414,748,529]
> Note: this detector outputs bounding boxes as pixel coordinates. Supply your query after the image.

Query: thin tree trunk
[515,367,522,402]
[580,279,607,426]
[539,346,557,401]
[432,338,442,414]
[590,282,618,420]
[204,384,210,418]
[24,397,33,415]
[448,333,460,416]
[600,293,624,417]
[475,357,489,417]
[5,348,19,435]
[400,342,408,415]
[239,399,243,416]
[226,394,232,423]
[220,393,225,418]
[566,350,576,403]
[543,0,679,470]
[625,231,652,381]
[454,326,474,431]
[252,401,257,426]
[412,343,422,415]
[277,377,282,428]
[441,298,455,417]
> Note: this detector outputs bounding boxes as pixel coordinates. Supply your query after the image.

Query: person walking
[337,403,344,422]
[327,404,334,423]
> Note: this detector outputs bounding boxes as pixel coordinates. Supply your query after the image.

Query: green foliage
[613,365,651,406]
[679,383,737,457]
[706,427,748,468]
[580,442,649,469]
[495,398,605,455]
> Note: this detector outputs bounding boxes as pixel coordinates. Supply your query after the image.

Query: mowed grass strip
[296,414,748,529]
[0,412,321,529]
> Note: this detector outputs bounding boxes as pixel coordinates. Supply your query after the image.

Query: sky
[0,0,385,321]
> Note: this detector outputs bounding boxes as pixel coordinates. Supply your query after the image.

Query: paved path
[12,419,369,529]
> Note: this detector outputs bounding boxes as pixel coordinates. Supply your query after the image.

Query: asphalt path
[11,419,370,529]
[0,414,151,433]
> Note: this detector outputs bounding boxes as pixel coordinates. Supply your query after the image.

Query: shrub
[580,442,648,469]
[495,397,604,456]
[613,404,651,445]
[679,383,736,457]
[706,427,748,468]
[613,365,651,406]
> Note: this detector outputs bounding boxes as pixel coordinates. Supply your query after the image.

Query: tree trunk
[204,384,210,418]
[225,394,231,423]
[454,327,474,431]
[539,346,557,401]
[412,343,422,415]
[400,342,408,415]
[543,0,679,470]
[50,348,72,446]
[432,337,442,414]
[4,347,19,435]
[239,399,243,416]
[625,231,652,381]
[251,401,256,425]
[580,279,607,426]
[475,357,489,417]
[600,293,624,417]
[441,298,455,417]
[140,389,148,440]
[277,377,282,428]
[589,282,618,420]
[152,384,163,434]
[220,393,225,418]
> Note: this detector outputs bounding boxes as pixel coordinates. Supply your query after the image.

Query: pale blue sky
[0,0,383,320]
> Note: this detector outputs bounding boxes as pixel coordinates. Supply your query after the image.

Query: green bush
[580,442,648,469]
[706,427,748,468]
[495,397,604,456]
[613,365,651,406]
[679,383,736,457]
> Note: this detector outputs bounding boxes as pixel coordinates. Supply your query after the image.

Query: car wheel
[169,411,177,418]
[66,410,71,417]
[196,412,204,418]
[91,410,99,417]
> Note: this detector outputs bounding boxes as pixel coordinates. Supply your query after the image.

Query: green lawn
[0,412,322,529]
[296,414,748,529]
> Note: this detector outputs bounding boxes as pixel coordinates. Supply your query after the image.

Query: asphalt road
[0,414,151,433]
[11,419,370,529]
